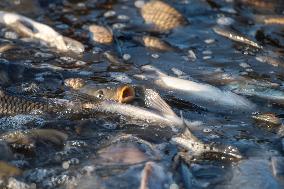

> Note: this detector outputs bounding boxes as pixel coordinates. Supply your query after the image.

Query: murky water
[0,0,283,188]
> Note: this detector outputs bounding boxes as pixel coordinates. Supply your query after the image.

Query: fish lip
[116,85,135,103]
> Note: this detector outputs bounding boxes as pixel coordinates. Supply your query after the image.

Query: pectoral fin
[144,88,177,117]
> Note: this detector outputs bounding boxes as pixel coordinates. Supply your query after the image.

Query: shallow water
[0,0,283,188]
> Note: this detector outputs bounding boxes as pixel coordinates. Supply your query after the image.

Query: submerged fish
[133,35,177,52]
[241,0,276,10]
[65,78,136,103]
[252,112,282,128]
[254,15,284,25]
[227,83,284,105]
[89,24,113,44]
[140,0,187,31]
[0,11,84,53]
[171,128,242,160]
[134,65,256,113]
[0,129,68,146]
[213,26,262,49]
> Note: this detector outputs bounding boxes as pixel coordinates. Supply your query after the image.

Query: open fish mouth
[116,85,136,103]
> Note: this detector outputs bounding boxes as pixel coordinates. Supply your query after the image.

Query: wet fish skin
[140,0,187,31]
[84,100,189,132]
[83,88,202,133]
[171,128,243,159]
[0,11,84,53]
[0,88,81,115]
[0,88,49,115]
[134,65,256,113]
[213,26,263,49]
[133,35,177,52]
[0,129,68,146]
[89,24,113,44]
[228,83,284,105]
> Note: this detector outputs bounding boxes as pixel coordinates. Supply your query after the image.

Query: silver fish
[227,83,284,105]
[213,26,262,49]
[134,65,256,113]
[0,11,84,53]
[171,128,242,159]
[84,88,201,133]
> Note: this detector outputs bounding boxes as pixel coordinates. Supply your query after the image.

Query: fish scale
[141,1,187,31]
[0,89,54,115]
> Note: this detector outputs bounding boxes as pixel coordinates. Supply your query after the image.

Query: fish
[0,129,68,146]
[252,112,282,129]
[171,128,243,159]
[0,11,84,53]
[134,65,256,113]
[213,26,263,49]
[140,0,187,31]
[227,83,284,105]
[0,87,83,115]
[64,79,136,103]
[83,88,200,132]
[89,24,113,44]
[240,0,276,10]
[254,15,284,25]
[84,88,242,159]
[133,35,177,52]
[255,55,284,67]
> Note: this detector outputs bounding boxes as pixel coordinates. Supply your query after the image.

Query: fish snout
[116,85,135,103]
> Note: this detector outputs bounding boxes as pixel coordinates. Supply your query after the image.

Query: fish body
[140,0,187,31]
[0,11,84,53]
[171,128,242,159]
[83,88,201,132]
[0,88,81,115]
[84,98,197,132]
[133,35,176,52]
[89,24,113,44]
[227,83,284,105]
[213,26,262,49]
[135,65,256,113]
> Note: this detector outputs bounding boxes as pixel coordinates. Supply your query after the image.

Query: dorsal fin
[144,88,177,116]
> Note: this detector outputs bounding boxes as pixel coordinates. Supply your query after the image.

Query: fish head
[82,84,135,103]
[116,85,136,103]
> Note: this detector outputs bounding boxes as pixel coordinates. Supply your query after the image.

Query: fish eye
[96,90,104,99]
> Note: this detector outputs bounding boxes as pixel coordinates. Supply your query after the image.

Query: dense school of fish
[0,0,283,188]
